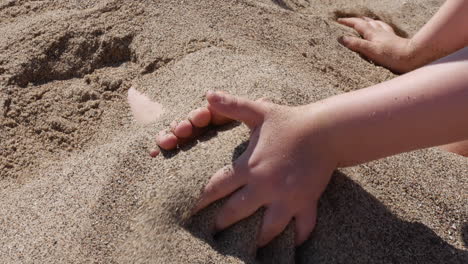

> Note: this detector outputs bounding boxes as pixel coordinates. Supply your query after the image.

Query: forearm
[408,0,468,67]
[315,48,468,167]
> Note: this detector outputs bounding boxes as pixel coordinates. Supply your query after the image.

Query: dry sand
[0,0,467,263]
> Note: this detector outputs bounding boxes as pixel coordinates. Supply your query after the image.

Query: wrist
[298,101,341,168]
[303,95,367,168]
[397,37,423,72]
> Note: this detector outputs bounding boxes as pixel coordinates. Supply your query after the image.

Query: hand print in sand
[127,87,164,124]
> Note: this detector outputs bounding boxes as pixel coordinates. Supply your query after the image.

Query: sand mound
[1,0,466,263]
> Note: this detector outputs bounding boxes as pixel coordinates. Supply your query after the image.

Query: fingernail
[337,36,343,44]
[338,36,348,45]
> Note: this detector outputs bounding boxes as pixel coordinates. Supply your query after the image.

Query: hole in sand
[127,87,164,125]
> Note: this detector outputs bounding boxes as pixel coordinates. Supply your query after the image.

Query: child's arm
[318,47,468,167]
[194,48,468,247]
[338,0,468,73]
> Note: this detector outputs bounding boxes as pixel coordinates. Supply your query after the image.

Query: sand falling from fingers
[127,87,164,125]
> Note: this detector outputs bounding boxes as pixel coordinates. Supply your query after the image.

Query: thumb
[206,91,266,128]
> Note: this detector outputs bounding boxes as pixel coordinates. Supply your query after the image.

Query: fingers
[338,17,395,36]
[294,204,318,246]
[363,17,394,32]
[337,17,374,39]
[215,185,265,230]
[193,164,246,214]
[206,91,266,129]
[361,17,379,29]
[257,204,292,247]
[376,20,394,32]
[338,36,375,58]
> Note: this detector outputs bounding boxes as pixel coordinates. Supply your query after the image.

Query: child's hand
[338,17,414,73]
[193,91,337,247]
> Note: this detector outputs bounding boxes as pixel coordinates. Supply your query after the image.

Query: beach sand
[0,0,467,263]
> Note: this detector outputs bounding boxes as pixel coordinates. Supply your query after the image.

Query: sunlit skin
[338,0,468,73]
[153,49,468,246]
[151,0,468,248]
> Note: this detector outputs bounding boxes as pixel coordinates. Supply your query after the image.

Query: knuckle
[354,22,367,32]
[204,182,221,197]
[246,158,260,170]
[226,95,240,108]
[221,165,234,177]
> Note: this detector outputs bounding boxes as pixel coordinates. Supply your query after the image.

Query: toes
[207,105,233,126]
[156,130,178,150]
[189,107,212,128]
[149,148,161,157]
[174,120,193,138]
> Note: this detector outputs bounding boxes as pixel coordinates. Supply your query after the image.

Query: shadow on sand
[188,165,467,263]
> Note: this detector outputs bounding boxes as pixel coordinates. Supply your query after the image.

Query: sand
[0,0,466,263]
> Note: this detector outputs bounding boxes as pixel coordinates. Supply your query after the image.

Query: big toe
[156,130,178,150]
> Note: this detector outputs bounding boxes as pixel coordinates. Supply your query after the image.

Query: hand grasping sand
[152,46,468,247]
[150,0,468,248]
[338,17,413,73]
[157,91,336,246]
[338,0,468,73]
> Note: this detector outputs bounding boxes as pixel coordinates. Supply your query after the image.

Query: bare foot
[439,139,468,157]
[338,17,416,73]
[150,102,232,157]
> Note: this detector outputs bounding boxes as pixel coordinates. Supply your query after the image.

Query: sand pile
[0,0,466,263]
